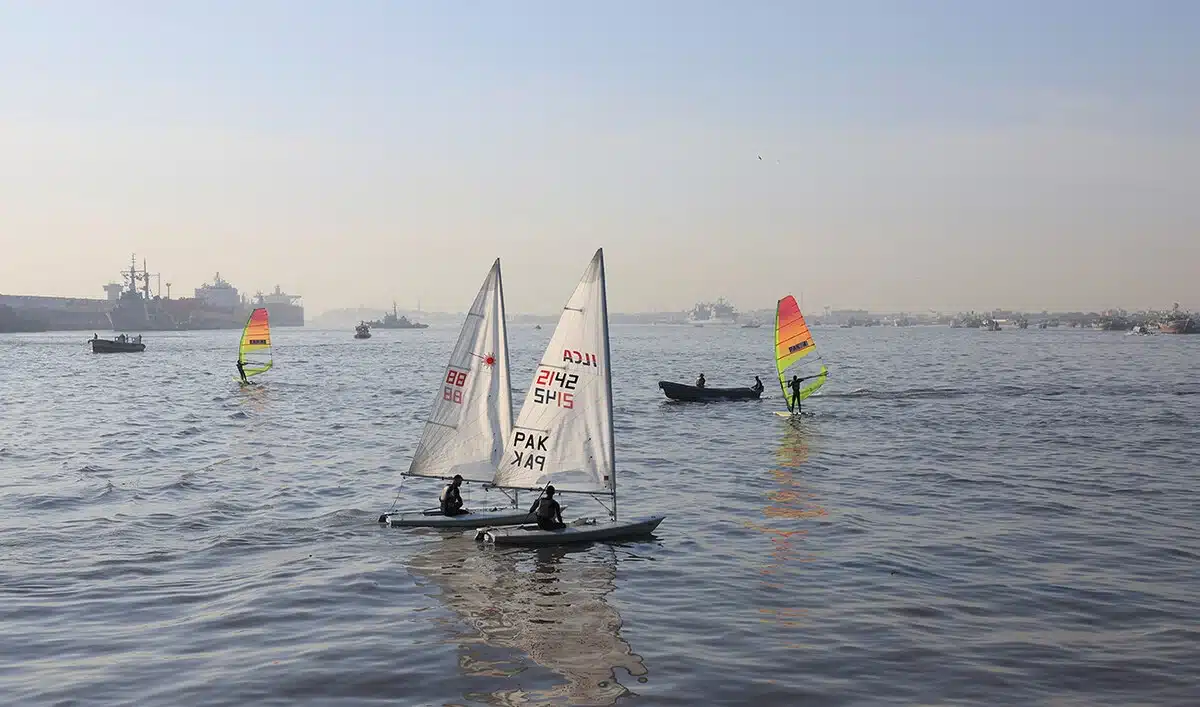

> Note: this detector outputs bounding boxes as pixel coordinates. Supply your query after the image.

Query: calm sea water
[1,324,1197,706]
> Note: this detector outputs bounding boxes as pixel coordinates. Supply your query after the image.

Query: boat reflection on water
[407,538,647,706]
[743,424,828,637]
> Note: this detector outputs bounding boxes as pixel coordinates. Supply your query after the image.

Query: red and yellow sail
[775,296,826,408]
[238,308,273,377]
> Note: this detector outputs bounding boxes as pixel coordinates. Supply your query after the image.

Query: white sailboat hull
[475,515,665,546]
[384,507,538,529]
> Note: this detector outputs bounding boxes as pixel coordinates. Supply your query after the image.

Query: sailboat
[379,260,541,529]
[236,307,273,384]
[476,249,665,546]
[773,295,827,417]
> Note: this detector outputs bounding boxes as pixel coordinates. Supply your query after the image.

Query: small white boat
[476,248,665,546]
[377,260,531,529]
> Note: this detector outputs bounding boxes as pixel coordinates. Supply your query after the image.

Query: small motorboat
[354,322,371,339]
[90,334,145,353]
[658,380,761,402]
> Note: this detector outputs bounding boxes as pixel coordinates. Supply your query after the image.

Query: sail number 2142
[533,368,577,408]
[443,369,468,404]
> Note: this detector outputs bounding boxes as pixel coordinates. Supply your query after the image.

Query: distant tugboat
[90,333,145,353]
[366,302,428,329]
[354,322,371,339]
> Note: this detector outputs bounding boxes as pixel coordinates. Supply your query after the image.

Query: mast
[495,258,513,473]
[597,249,617,521]
[775,298,787,403]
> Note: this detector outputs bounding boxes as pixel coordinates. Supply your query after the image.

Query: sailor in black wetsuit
[696,373,706,389]
[788,375,804,414]
[440,474,467,516]
[752,376,764,394]
[788,372,828,414]
[529,485,564,531]
[236,360,248,384]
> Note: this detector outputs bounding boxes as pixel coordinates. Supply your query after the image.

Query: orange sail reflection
[744,424,828,632]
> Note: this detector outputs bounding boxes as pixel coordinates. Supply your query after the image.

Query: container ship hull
[262,302,304,327]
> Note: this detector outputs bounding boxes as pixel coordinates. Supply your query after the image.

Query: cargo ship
[104,256,301,331]
[254,285,305,327]
[687,298,739,325]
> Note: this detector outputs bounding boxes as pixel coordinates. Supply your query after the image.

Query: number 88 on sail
[443,368,468,404]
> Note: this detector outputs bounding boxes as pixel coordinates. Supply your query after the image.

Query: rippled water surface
[2,325,1198,705]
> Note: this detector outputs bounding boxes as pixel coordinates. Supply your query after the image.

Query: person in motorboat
[440,474,468,516]
[788,372,827,414]
[696,373,706,389]
[529,485,564,531]
[236,359,248,384]
[752,376,764,394]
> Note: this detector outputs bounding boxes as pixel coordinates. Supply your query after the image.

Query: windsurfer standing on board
[236,359,248,384]
[788,372,827,415]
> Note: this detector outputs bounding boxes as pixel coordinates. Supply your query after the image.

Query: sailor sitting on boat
[528,485,564,531]
[696,373,706,388]
[439,475,468,516]
[752,376,764,394]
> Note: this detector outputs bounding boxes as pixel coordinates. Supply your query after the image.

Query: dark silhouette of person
[236,359,248,384]
[529,485,564,531]
[696,373,706,388]
[787,371,829,414]
[752,376,764,394]
[440,474,467,516]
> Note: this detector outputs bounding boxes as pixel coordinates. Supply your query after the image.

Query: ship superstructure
[254,285,305,327]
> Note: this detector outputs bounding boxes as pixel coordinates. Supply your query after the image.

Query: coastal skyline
[2,2,1197,315]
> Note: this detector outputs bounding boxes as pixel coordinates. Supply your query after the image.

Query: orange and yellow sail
[238,308,273,378]
[775,296,826,408]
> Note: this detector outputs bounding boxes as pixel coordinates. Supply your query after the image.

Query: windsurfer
[236,360,248,384]
[752,376,764,394]
[788,372,827,414]
[529,485,564,531]
[696,373,706,388]
[440,475,467,516]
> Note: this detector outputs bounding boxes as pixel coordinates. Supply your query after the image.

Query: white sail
[406,259,513,482]
[492,249,615,494]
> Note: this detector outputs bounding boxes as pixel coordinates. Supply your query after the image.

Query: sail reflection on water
[407,538,647,706]
[744,424,828,635]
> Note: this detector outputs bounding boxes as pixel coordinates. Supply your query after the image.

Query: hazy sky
[2,1,1197,315]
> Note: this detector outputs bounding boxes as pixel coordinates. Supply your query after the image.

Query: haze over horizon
[2,2,1197,316]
